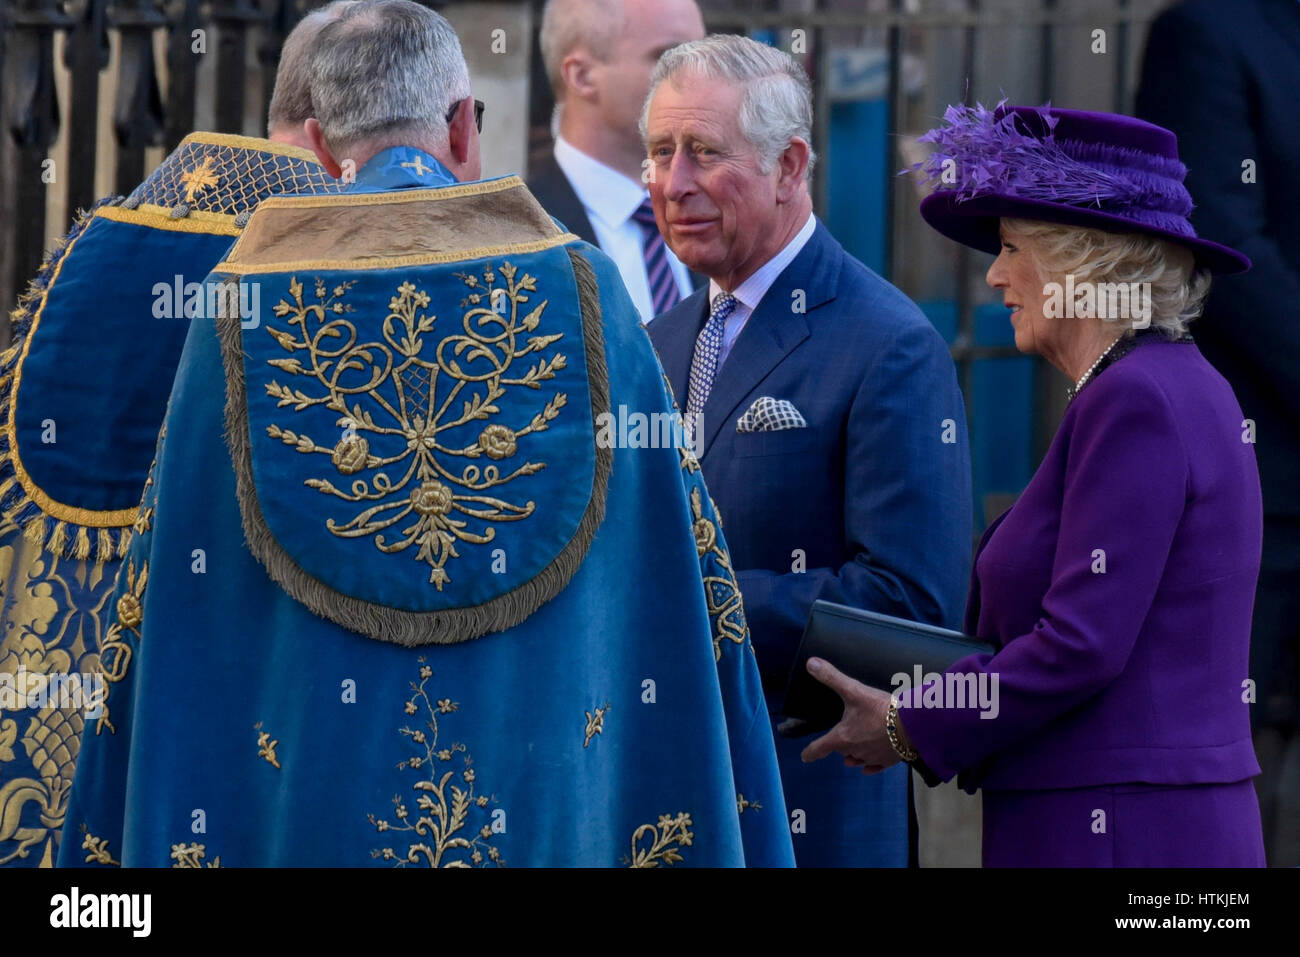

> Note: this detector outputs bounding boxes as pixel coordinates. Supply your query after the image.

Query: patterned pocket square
[736,396,807,433]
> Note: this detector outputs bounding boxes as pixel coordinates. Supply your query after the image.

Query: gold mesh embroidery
[128,134,338,216]
[95,559,148,735]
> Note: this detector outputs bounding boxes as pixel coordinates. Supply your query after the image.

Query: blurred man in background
[1138,0,1300,867]
[531,0,704,324]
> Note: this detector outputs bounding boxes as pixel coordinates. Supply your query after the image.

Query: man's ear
[305,118,343,179]
[775,137,811,203]
[559,50,599,102]
[447,95,474,169]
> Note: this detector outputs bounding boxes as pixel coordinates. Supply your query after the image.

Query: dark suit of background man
[646,35,973,867]
[1137,0,1300,868]
[530,0,702,324]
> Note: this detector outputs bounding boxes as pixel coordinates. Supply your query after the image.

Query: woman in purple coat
[801,103,1266,866]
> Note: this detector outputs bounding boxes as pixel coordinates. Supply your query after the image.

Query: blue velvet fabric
[57,166,794,867]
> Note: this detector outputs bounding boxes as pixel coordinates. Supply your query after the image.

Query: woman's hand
[799,657,906,774]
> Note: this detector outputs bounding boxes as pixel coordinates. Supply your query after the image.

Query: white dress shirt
[553,136,693,325]
[710,212,817,367]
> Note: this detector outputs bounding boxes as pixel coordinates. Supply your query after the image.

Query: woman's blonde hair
[1004,218,1211,337]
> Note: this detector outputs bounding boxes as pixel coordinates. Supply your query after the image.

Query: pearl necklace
[1067,336,1123,402]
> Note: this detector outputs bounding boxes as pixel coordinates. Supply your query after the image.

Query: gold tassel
[96,529,114,563]
[23,515,46,546]
[117,530,133,558]
[47,520,68,555]
[0,476,17,501]
[73,526,92,560]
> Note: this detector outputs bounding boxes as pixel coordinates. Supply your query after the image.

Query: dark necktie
[631,198,682,317]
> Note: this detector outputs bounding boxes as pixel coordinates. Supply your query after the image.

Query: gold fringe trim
[216,246,612,646]
[73,526,92,561]
[47,520,67,555]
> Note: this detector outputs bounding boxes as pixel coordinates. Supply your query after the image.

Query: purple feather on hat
[904,99,1190,216]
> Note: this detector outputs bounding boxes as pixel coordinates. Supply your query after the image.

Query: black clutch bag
[778,600,996,738]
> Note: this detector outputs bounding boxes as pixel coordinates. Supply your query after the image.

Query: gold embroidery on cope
[737,793,762,815]
[0,521,113,866]
[171,842,221,867]
[254,722,281,769]
[263,265,567,590]
[625,812,693,867]
[96,559,148,735]
[689,487,748,660]
[583,701,610,748]
[369,658,504,867]
[80,827,120,866]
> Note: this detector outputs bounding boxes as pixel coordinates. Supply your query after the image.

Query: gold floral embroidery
[583,702,610,748]
[679,443,700,474]
[369,658,504,867]
[737,794,762,815]
[0,526,114,865]
[170,842,220,868]
[261,265,567,590]
[690,487,748,660]
[96,559,148,735]
[625,812,693,867]
[254,722,281,769]
[81,828,120,866]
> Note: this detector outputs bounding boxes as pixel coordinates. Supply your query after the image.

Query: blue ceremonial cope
[0,133,337,868]
[57,150,795,867]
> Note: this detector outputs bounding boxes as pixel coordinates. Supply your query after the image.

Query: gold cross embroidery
[400,155,434,177]
[180,156,220,204]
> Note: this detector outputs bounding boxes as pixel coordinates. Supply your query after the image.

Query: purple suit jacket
[902,337,1263,792]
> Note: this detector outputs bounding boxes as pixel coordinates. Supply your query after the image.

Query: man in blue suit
[644,35,972,866]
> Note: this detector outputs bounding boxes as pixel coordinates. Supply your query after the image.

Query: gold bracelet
[886,699,918,763]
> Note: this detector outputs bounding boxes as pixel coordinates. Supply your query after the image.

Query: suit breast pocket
[731,428,819,458]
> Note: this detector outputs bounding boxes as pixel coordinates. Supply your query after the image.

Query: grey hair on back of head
[308,0,471,158]
[639,34,816,178]
[267,0,360,132]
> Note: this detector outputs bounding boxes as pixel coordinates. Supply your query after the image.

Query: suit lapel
[698,222,841,457]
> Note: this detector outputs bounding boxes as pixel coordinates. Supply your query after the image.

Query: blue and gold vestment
[0,133,337,867]
[57,150,794,867]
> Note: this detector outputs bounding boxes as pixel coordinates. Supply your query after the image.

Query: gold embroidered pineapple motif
[369,658,504,867]
[262,266,568,590]
[170,842,221,867]
[625,812,694,867]
[583,701,610,748]
[95,559,148,735]
[689,487,748,660]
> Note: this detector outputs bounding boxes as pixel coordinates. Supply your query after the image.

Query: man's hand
[799,657,903,774]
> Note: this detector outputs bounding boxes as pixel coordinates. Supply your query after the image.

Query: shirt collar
[709,212,818,312]
[346,146,459,193]
[553,136,648,230]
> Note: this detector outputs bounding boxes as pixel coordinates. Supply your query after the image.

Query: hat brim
[919,191,1251,276]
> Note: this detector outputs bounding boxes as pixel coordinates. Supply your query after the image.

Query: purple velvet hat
[912,102,1250,275]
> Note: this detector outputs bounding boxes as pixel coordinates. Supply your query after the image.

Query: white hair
[1006,218,1212,337]
[639,34,816,178]
[308,0,471,158]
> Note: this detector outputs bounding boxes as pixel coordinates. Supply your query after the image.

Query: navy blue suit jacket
[649,220,972,866]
